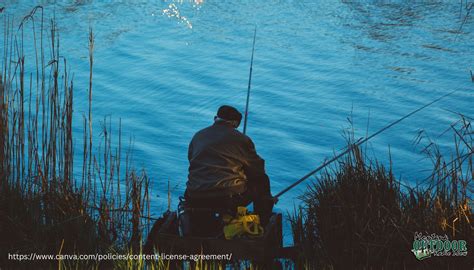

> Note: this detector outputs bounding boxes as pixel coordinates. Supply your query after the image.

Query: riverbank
[290,125,473,269]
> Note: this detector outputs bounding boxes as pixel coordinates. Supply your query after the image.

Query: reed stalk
[0,7,151,269]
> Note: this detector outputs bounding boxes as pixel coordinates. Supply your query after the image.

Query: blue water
[4,1,473,241]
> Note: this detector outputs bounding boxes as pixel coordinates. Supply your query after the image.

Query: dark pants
[183,175,273,236]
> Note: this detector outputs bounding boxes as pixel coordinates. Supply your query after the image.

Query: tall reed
[0,6,150,268]
[290,118,473,269]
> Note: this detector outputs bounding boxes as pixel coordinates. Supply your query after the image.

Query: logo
[411,232,468,260]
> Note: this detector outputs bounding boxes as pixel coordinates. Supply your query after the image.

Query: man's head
[214,105,242,128]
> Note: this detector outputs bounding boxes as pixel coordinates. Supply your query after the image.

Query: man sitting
[182,105,275,237]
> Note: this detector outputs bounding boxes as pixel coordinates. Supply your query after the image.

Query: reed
[0,6,150,269]
[290,117,473,269]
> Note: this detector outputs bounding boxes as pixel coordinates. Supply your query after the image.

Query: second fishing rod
[243,26,257,135]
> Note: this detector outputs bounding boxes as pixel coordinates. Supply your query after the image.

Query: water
[4,1,473,238]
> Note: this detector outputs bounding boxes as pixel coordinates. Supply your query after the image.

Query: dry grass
[290,118,473,269]
[0,7,150,269]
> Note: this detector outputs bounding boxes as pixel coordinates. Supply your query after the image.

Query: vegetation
[290,119,473,269]
[0,7,150,269]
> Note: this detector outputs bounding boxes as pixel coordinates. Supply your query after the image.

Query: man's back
[187,121,260,195]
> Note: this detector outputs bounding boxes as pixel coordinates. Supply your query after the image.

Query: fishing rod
[243,26,257,135]
[274,89,462,199]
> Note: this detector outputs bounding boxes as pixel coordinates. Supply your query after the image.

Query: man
[183,105,275,236]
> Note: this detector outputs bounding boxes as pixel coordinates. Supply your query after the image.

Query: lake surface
[4,1,473,238]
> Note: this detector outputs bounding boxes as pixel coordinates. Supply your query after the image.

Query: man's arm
[241,137,271,197]
[241,138,265,174]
